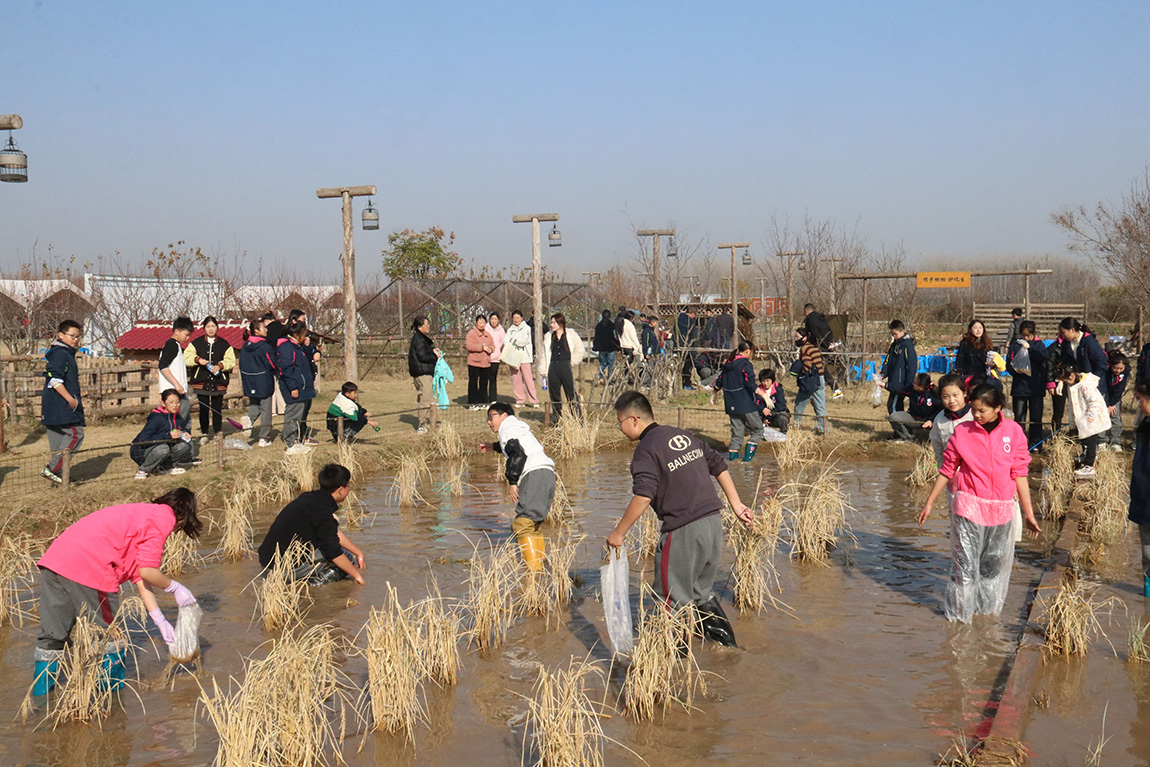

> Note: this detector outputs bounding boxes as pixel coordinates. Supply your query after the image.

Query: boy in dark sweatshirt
[258,463,366,585]
[605,391,753,647]
[881,320,918,415]
[40,319,86,484]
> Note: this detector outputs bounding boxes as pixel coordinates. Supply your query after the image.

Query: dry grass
[548,473,576,527]
[1039,571,1119,659]
[0,535,38,626]
[363,583,425,743]
[907,443,938,488]
[161,528,203,577]
[253,539,312,632]
[219,486,254,562]
[544,410,603,461]
[773,427,816,471]
[784,465,852,564]
[431,419,464,461]
[524,658,607,767]
[725,484,786,613]
[520,533,580,628]
[629,510,661,562]
[622,585,707,721]
[388,452,429,507]
[412,577,462,686]
[341,488,370,529]
[283,451,317,494]
[937,736,1031,767]
[442,460,466,498]
[1041,434,1077,519]
[466,539,522,651]
[337,439,361,479]
[198,623,354,767]
[1081,451,1129,546]
[1129,619,1150,663]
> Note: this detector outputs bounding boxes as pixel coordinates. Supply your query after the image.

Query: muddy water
[0,452,1050,766]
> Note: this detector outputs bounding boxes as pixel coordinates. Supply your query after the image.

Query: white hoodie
[497,415,555,479]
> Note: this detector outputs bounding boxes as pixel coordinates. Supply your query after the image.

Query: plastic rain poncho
[945,491,1018,624]
[432,356,454,410]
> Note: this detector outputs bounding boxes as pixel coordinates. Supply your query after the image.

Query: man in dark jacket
[408,315,439,433]
[881,320,918,415]
[40,320,86,484]
[258,463,366,585]
[677,308,699,389]
[1007,321,1048,448]
[592,309,618,381]
[803,304,842,398]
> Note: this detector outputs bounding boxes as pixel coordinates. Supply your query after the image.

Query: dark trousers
[681,352,696,388]
[1012,395,1045,447]
[300,398,313,440]
[486,362,500,401]
[548,361,581,418]
[887,391,906,415]
[1051,392,1067,432]
[468,365,488,404]
[196,391,223,436]
[1080,433,1100,467]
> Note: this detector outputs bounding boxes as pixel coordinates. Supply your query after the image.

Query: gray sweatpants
[1104,406,1123,446]
[138,439,197,475]
[283,400,308,446]
[728,411,764,453]
[45,424,85,475]
[248,396,272,441]
[37,567,117,651]
[516,469,557,524]
[654,512,722,608]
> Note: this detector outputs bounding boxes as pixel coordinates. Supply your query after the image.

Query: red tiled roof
[116,321,247,352]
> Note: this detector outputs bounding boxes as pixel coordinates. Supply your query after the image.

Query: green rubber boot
[99,645,126,691]
[743,443,757,462]
[728,451,739,461]
[32,648,62,696]
[1144,576,1150,599]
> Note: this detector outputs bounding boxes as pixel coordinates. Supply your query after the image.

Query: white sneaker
[285,443,309,455]
[416,426,429,434]
[1074,465,1096,478]
[240,415,252,430]
[166,467,187,475]
[1113,444,1124,453]
[256,438,272,448]
[832,389,844,400]
[134,470,147,480]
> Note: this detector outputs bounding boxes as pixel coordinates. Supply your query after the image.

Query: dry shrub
[622,585,707,721]
[547,473,575,527]
[220,487,254,561]
[1039,571,1118,659]
[364,583,425,743]
[629,510,661,562]
[1081,451,1128,545]
[254,540,311,632]
[412,578,462,686]
[198,623,353,767]
[774,427,816,471]
[1041,434,1076,519]
[520,533,580,627]
[725,492,786,613]
[907,444,938,488]
[431,419,464,461]
[524,658,607,767]
[0,535,38,626]
[545,410,602,460]
[784,466,852,564]
[1129,619,1150,663]
[466,539,521,651]
[161,528,203,577]
[388,452,429,507]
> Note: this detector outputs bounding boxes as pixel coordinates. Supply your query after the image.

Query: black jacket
[258,490,342,568]
[882,335,918,395]
[907,388,943,422]
[187,335,233,391]
[1007,339,1049,398]
[130,407,190,465]
[408,330,437,377]
[593,318,619,353]
[803,311,834,348]
[240,337,277,399]
[1105,368,1128,407]
[1131,420,1150,525]
[954,339,991,378]
[40,341,85,427]
[754,383,788,414]
[1063,332,1110,397]
[718,357,758,415]
[1138,342,1150,387]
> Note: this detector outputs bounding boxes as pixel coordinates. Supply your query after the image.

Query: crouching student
[257,463,365,586]
[32,488,202,695]
[889,373,942,442]
[918,385,1040,623]
[606,391,754,647]
[1128,382,1150,597]
[755,368,790,433]
[131,389,199,479]
[930,374,974,469]
[1055,362,1112,479]
[479,403,556,571]
[326,382,379,442]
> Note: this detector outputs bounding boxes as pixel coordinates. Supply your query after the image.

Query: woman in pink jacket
[32,487,202,695]
[918,384,1040,623]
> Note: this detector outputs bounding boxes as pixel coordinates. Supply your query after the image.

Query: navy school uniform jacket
[277,338,316,401]
[1006,339,1049,398]
[1105,367,1128,408]
[1130,419,1150,525]
[755,382,789,415]
[881,335,918,395]
[1137,343,1150,387]
[239,337,277,400]
[130,407,189,464]
[1060,332,1109,397]
[718,357,758,415]
[41,340,85,427]
[907,388,943,422]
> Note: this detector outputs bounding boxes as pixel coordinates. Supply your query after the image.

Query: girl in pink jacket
[32,487,203,695]
[918,384,1040,623]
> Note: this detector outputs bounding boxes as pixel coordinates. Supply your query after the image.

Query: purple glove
[164,579,197,608]
[148,608,175,644]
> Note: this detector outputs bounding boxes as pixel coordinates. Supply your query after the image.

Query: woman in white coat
[502,310,538,406]
[541,312,585,419]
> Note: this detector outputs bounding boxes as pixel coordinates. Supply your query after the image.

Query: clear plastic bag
[600,548,634,655]
[762,427,787,443]
[945,504,1016,624]
[224,437,253,450]
[168,603,203,663]
[870,384,884,408]
[1011,346,1031,376]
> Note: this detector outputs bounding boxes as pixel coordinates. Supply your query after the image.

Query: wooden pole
[731,245,738,348]
[533,217,543,384]
[217,433,225,468]
[337,415,344,443]
[862,278,869,363]
[397,279,404,335]
[1024,262,1031,317]
[318,185,376,379]
[652,233,661,314]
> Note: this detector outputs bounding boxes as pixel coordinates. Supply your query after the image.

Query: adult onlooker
[465,314,494,409]
[131,389,198,478]
[715,308,735,349]
[487,312,506,402]
[617,309,640,365]
[791,327,827,434]
[158,317,194,423]
[1006,320,1048,449]
[239,318,276,446]
[803,304,843,399]
[1006,307,1024,349]
[503,310,538,407]
[677,307,699,390]
[593,309,619,380]
[407,315,439,432]
[278,321,317,453]
[40,319,85,484]
[1050,318,1109,432]
[881,320,918,415]
[185,316,236,438]
[542,312,585,419]
[954,319,993,379]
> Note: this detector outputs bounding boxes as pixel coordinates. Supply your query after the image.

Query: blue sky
[2,1,1147,279]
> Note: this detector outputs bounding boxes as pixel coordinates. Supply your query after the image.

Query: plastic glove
[164,579,197,608]
[148,608,176,644]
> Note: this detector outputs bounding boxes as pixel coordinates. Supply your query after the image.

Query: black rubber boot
[697,596,737,647]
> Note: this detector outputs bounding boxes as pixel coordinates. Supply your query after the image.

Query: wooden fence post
[217,433,225,468]
[677,406,684,429]
[429,404,438,430]
[60,449,72,490]
[543,401,551,428]
[336,416,344,443]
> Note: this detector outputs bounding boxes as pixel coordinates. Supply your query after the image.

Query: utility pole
[512,213,560,387]
[719,242,751,349]
[581,271,601,289]
[316,184,376,380]
[636,228,675,315]
[820,257,845,314]
[777,250,805,324]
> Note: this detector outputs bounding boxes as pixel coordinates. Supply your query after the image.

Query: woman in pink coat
[32,487,203,694]
[918,384,1040,623]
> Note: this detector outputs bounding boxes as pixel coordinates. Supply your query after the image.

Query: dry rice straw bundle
[388,452,430,507]
[1080,451,1129,545]
[198,623,354,767]
[1039,571,1118,659]
[363,583,426,743]
[431,419,464,461]
[774,427,816,471]
[1129,620,1150,663]
[0,535,38,626]
[161,527,203,576]
[1041,434,1076,519]
[254,540,312,632]
[412,577,462,686]
[466,539,522,651]
[725,485,786,613]
[547,473,576,527]
[629,510,661,562]
[342,488,370,529]
[907,444,938,488]
[220,486,254,561]
[545,410,603,460]
[622,585,707,721]
[936,736,1030,767]
[336,439,361,479]
[524,658,608,767]
[284,450,317,493]
[784,466,852,564]
[519,533,580,628]
[442,460,466,498]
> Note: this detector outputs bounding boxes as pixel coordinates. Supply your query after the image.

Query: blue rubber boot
[99,647,126,691]
[1144,576,1150,599]
[743,444,757,462]
[728,451,739,461]
[32,648,62,696]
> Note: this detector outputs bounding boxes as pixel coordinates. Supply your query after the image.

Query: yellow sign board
[916,271,971,289]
